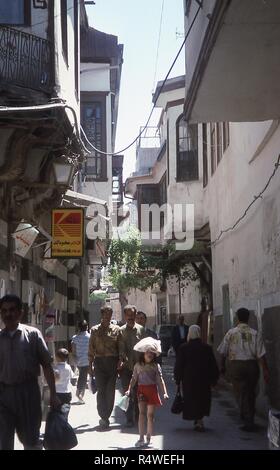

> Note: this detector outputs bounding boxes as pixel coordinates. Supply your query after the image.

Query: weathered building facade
[0,1,86,345]
[125,76,208,328]
[183,0,280,412]
[78,25,124,323]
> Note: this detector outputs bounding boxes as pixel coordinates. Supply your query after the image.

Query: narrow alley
[1,0,280,456]
[15,358,268,451]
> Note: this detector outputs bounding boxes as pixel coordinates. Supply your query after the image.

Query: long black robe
[174,339,219,420]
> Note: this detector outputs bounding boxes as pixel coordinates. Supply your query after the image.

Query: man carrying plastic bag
[43,409,78,450]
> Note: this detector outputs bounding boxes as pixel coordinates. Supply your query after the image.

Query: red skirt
[137,384,162,406]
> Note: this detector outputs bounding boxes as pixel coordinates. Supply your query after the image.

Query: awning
[63,190,107,208]
[185,0,280,123]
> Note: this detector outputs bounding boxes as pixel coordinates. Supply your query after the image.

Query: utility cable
[211,154,280,246]
[0,101,91,155]
[81,4,202,157]
[152,0,165,92]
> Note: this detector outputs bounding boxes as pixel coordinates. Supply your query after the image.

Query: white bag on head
[133,337,162,356]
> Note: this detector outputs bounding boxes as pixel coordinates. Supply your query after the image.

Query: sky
[86,0,185,180]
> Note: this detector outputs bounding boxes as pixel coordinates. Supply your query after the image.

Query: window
[202,123,208,187]
[210,123,216,175]
[222,284,231,332]
[159,173,167,229]
[185,0,191,16]
[223,122,230,152]
[166,119,170,185]
[60,0,68,65]
[210,122,230,177]
[159,175,167,206]
[176,115,198,182]
[137,184,159,233]
[216,123,222,164]
[112,171,122,203]
[0,0,30,25]
[81,96,107,180]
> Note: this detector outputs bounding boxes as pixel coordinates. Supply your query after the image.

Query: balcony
[0,25,54,94]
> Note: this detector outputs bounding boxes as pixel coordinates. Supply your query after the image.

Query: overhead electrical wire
[81,3,202,157]
[152,0,165,92]
[211,154,280,246]
[0,101,91,155]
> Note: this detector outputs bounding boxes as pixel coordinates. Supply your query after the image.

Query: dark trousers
[229,360,260,425]
[77,366,88,395]
[94,357,118,421]
[0,379,42,450]
[56,392,72,421]
[120,368,138,424]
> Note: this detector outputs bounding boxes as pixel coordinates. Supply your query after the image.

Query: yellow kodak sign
[51,209,84,258]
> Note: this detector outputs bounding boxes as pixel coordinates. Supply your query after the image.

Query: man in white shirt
[218,308,269,431]
[71,320,90,404]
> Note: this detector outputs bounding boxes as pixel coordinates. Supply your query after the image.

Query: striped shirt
[71,331,90,367]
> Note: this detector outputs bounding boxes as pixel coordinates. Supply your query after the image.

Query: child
[54,348,74,421]
[126,350,169,448]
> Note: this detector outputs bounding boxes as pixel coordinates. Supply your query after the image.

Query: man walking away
[88,306,121,429]
[171,315,189,355]
[218,308,269,432]
[0,294,60,450]
[71,320,90,404]
[119,305,145,427]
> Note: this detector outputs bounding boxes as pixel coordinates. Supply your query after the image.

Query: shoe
[194,423,205,432]
[78,397,85,404]
[135,439,145,448]
[99,418,110,429]
[146,435,151,446]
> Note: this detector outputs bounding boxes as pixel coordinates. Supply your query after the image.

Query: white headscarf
[187,324,201,342]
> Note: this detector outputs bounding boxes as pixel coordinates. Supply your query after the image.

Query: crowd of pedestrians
[0,293,270,449]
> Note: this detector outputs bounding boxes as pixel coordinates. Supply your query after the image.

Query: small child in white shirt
[54,348,74,421]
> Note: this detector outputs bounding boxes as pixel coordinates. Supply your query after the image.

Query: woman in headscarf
[174,325,219,431]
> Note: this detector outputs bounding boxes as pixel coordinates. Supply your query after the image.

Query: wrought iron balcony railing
[0,25,54,94]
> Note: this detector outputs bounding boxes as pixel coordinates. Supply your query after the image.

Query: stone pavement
[15,358,269,450]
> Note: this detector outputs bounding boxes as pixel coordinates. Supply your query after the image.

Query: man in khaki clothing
[88,306,121,429]
[119,305,145,427]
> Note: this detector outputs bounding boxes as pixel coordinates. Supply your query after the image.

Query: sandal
[135,438,145,448]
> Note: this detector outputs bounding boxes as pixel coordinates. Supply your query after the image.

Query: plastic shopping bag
[268,409,280,448]
[43,409,78,450]
[116,394,130,412]
[167,347,175,357]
